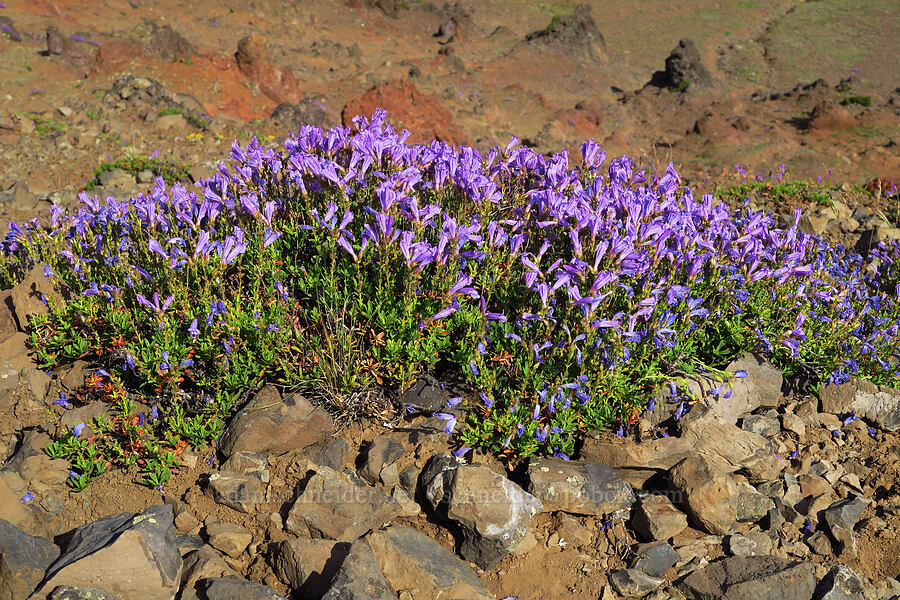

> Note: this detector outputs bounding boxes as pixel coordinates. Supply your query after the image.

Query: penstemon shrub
[2,109,899,472]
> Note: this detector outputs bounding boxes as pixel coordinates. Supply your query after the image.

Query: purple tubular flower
[452,447,471,459]
[21,492,34,503]
[733,370,748,378]
[434,412,457,434]
[54,393,70,409]
[446,397,463,409]
[72,423,86,437]
[188,318,199,338]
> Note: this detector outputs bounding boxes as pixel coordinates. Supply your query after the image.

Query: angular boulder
[205,470,265,513]
[631,494,688,541]
[820,379,900,431]
[0,518,59,600]
[321,539,394,600]
[32,505,181,600]
[678,556,816,600]
[285,466,400,541]
[670,455,741,535]
[421,454,542,569]
[527,457,634,516]
[271,538,349,597]
[219,387,333,457]
[579,432,691,488]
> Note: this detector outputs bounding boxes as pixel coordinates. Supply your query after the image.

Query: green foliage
[81,154,191,191]
[841,95,872,107]
[715,178,835,207]
[158,106,211,130]
[28,114,67,136]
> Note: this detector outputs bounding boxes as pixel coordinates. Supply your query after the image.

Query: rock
[221,451,269,483]
[579,432,691,488]
[0,474,59,538]
[823,498,865,558]
[271,538,349,596]
[46,586,123,600]
[678,556,815,600]
[527,457,634,516]
[805,530,831,555]
[270,98,332,131]
[201,576,287,600]
[321,538,394,600]
[154,113,189,134]
[2,430,69,487]
[131,20,195,62]
[45,25,98,77]
[808,101,856,133]
[820,380,900,431]
[19,368,50,402]
[727,531,773,557]
[235,34,302,103]
[741,414,781,438]
[781,413,807,437]
[631,541,679,577]
[421,454,542,569]
[358,437,405,486]
[205,521,252,558]
[814,565,869,600]
[0,16,22,42]
[365,526,494,600]
[680,411,785,482]
[400,376,454,413]
[735,482,774,523]
[342,83,467,145]
[33,505,181,600]
[218,388,333,458]
[0,359,18,393]
[523,3,606,63]
[549,513,593,548]
[662,39,712,90]
[0,518,60,600]
[670,455,739,535]
[180,547,237,594]
[306,437,354,472]
[390,486,421,517]
[608,569,664,597]
[9,264,64,331]
[205,470,266,513]
[632,494,688,541]
[285,466,400,541]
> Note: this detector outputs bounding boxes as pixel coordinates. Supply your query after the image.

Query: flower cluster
[2,109,898,462]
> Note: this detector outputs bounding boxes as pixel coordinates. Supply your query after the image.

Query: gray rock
[221,451,269,483]
[33,505,181,600]
[201,576,287,600]
[820,380,900,431]
[307,437,353,472]
[219,387,333,458]
[358,437,405,486]
[321,539,395,600]
[664,39,712,90]
[97,168,136,189]
[271,539,349,597]
[421,454,542,569]
[678,556,816,600]
[205,470,265,513]
[0,518,59,600]
[47,586,123,600]
[270,97,332,131]
[630,541,679,577]
[727,531,773,557]
[823,498,865,558]
[285,466,400,541]
[180,546,236,594]
[365,526,494,600]
[399,376,454,413]
[735,483,774,523]
[527,457,634,516]
[523,3,606,63]
[814,565,869,600]
[608,569,664,597]
[632,494,688,541]
[805,530,831,555]
[741,414,781,438]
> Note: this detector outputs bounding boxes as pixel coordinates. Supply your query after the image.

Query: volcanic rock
[678,556,816,600]
[527,457,634,516]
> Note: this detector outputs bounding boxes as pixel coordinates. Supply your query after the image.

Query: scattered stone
[741,414,781,438]
[321,538,394,600]
[549,513,593,548]
[727,531,773,557]
[820,379,900,431]
[285,466,400,541]
[805,530,831,555]
[219,387,333,458]
[359,437,406,486]
[154,113,189,134]
[130,20,196,62]
[9,264,65,332]
[47,586,123,600]
[205,470,266,513]
[527,457,634,516]
[823,497,865,558]
[390,486,421,517]
[33,505,181,600]
[45,25,99,77]
[608,569,664,597]
[205,521,252,558]
[808,101,857,134]
[2,429,69,487]
[180,546,237,594]
[271,538,350,596]
[735,482,774,523]
[632,494,688,541]
[680,411,785,482]
[0,517,60,600]
[678,556,815,600]
[630,541,679,578]
[781,413,807,437]
[399,376,455,413]
[366,526,494,600]
[421,454,542,569]
[201,576,287,600]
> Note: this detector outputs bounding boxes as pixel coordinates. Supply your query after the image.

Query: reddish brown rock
[342,80,467,145]
[808,100,856,133]
[235,34,302,104]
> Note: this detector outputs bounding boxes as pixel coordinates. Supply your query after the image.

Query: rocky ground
[0,0,899,599]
